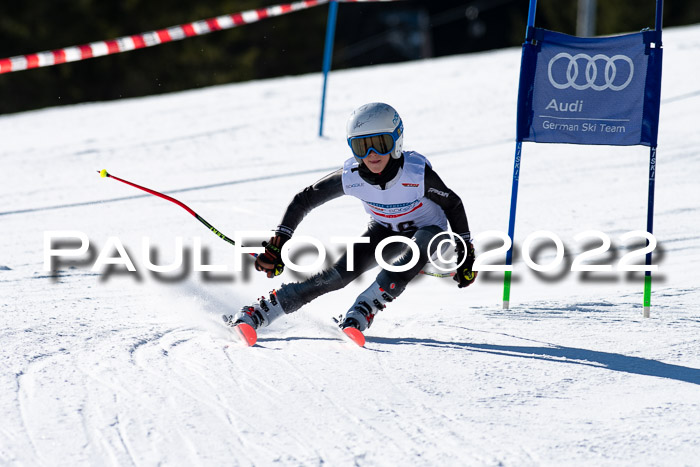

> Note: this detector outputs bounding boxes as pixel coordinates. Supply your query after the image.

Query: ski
[224,315,363,348]
[333,316,366,347]
[341,326,366,347]
[222,314,258,347]
[232,322,257,346]
[222,312,258,346]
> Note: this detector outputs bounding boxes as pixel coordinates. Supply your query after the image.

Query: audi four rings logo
[547,53,635,91]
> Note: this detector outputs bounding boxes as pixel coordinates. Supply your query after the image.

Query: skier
[223,102,476,342]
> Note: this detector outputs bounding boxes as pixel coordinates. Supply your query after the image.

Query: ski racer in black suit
[224,103,476,334]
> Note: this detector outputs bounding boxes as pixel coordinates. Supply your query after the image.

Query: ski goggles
[347,121,403,159]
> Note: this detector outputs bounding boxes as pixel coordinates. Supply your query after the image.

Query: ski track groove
[375,326,550,465]
[75,402,97,464]
[271,349,376,462]
[113,410,138,467]
[217,346,286,461]
[292,336,434,462]
[15,374,40,465]
[223,412,257,466]
[78,398,123,466]
[375,334,524,464]
[370,356,457,462]
[139,328,280,463]
[371,350,474,463]
[173,424,203,467]
[223,330,424,464]
[59,338,139,465]
[130,330,231,411]
[245,329,351,463]
[15,353,58,466]
[124,328,213,464]
[220,344,319,462]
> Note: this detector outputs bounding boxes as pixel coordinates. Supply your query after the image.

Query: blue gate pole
[643,147,656,318]
[503,142,522,309]
[319,0,339,137]
[527,0,538,31]
[503,0,537,310]
[644,0,663,318]
[655,0,663,39]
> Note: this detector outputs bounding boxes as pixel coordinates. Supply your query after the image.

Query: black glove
[254,235,287,278]
[453,241,477,288]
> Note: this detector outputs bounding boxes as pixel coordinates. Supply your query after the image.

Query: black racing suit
[273,156,471,314]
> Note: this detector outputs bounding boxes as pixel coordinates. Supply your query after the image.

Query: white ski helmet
[346,102,404,161]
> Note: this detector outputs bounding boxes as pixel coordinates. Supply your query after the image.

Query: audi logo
[547,52,635,91]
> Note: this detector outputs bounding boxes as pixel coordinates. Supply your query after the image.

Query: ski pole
[96,169,291,275]
[97,169,251,252]
[97,170,287,276]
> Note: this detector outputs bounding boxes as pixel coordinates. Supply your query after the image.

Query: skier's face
[363,150,390,174]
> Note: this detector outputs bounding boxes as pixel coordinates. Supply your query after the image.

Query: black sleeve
[275,168,345,238]
[423,164,472,242]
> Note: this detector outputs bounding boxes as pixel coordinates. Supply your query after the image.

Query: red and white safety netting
[0,0,396,74]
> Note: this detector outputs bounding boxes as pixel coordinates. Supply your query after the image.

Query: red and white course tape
[0,0,396,74]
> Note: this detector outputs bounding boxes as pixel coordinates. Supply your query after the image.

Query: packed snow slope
[2,24,700,466]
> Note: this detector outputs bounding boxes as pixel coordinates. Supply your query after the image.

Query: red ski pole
[97,169,254,254]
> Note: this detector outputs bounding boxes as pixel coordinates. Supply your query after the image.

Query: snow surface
[2,24,700,466]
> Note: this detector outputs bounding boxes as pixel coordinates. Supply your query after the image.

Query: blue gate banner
[516,28,663,146]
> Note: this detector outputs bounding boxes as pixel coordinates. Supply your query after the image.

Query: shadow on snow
[367,336,700,386]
